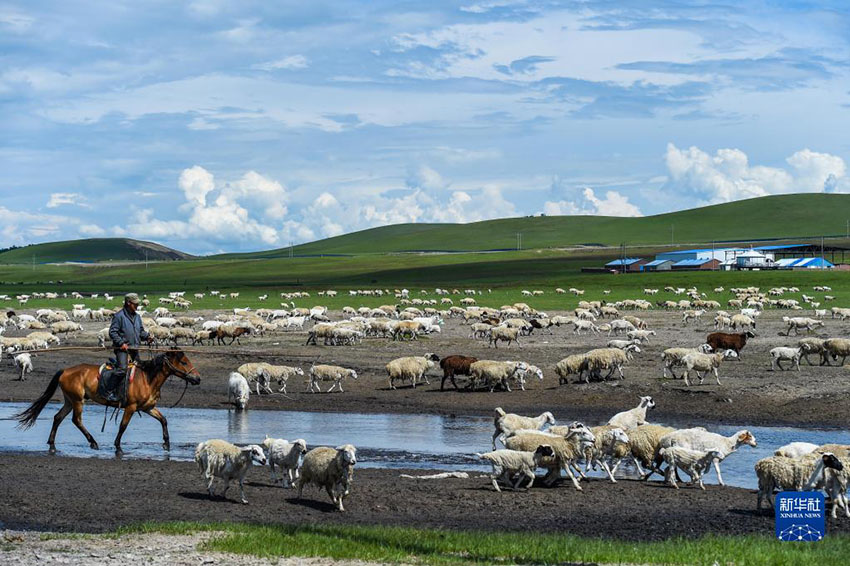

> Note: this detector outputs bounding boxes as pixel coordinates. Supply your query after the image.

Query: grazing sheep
[769,347,803,371]
[774,442,818,458]
[492,407,555,449]
[607,396,655,429]
[607,339,642,350]
[659,447,723,489]
[439,355,478,390]
[628,425,676,477]
[655,428,757,485]
[13,352,33,381]
[477,446,555,491]
[705,331,754,359]
[297,445,357,511]
[681,349,738,386]
[504,427,596,490]
[194,439,267,504]
[755,452,844,510]
[308,364,358,393]
[227,372,250,410]
[262,436,307,487]
[386,353,440,389]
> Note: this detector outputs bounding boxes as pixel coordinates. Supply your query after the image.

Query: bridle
[163,353,200,382]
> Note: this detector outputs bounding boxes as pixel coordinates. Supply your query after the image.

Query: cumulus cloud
[406,165,448,191]
[46,192,88,208]
[543,187,642,217]
[663,143,850,203]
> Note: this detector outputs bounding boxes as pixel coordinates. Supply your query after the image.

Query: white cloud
[178,165,215,206]
[543,188,642,217]
[0,9,33,33]
[407,165,448,191]
[663,143,850,203]
[46,192,87,208]
[252,55,309,71]
[79,224,105,236]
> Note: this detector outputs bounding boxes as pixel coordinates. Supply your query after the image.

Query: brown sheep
[439,355,479,391]
[705,331,755,359]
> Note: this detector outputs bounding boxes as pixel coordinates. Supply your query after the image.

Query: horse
[15,349,200,453]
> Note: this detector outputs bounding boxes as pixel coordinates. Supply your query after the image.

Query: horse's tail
[15,370,62,429]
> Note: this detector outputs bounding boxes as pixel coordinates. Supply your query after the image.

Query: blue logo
[775,492,825,541]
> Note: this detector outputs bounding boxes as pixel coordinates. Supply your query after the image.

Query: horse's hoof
[90,442,99,450]
[48,444,56,454]
[163,443,171,450]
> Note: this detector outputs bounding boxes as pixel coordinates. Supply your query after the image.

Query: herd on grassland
[3,284,850,515]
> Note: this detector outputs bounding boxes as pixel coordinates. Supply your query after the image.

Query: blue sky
[2,1,849,254]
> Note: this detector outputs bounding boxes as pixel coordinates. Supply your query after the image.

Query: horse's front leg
[71,401,99,450]
[114,405,137,453]
[145,407,170,450]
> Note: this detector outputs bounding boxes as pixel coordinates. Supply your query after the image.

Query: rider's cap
[125,293,141,305]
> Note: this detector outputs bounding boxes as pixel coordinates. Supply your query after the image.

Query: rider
[105,293,152,401]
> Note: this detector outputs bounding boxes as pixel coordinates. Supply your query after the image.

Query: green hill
[0,238,193,264]
[216,194,850,258]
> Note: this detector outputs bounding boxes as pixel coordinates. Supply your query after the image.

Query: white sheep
[308,364,358,393]
[583,425,630,482]
[503,427,596,490]
[488,325,521,348]
[607,396,655,429]
[297,444,357,511]
[774,442,818,458]
[227,372,250,410]
[681,349,738,386]
[607,319,636,335]
[262,436,308,487]
[755,452,844,510]
[554,354,587,385]
[626,329,656,342]
[659,446,724,489]
[823,338,850,366]
[237,362,303,394]
[769,346,803,371]
[476,446,555,491]
[661,345,713,379]
[386,354,440,389]
[194,439,267,504]
[783,316,824,335]
[627,424,677,477]
[13,352,33,381]
[492,407,555,449]
[469,360,528,392]
[656,428,757,485]
[581,347,636,382]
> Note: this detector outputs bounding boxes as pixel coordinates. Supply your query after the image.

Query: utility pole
[516,233,522,251]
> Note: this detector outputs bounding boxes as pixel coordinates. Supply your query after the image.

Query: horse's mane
[137,353,166,379]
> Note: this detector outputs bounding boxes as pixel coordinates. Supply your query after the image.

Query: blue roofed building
[604,257,648,272]
[775,257,834,269]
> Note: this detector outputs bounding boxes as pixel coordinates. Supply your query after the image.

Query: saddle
[97,361,136,404]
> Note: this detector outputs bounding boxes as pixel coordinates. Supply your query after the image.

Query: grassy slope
[0,238,193,264]
[218,193,850,257]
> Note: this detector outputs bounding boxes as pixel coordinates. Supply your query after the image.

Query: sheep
[607,339,642,351]
[626,329,656,342]
[730,313,756,331]
[706,331,755,359]
[477,446,555,491]
[391,320,423,341]
[439,355,478,390]
[194,439,267,504]
[386,353,440,389]
[655,428,757,485]
[308,364,358,393]
[782,316,824,335]
[27,331,59,346]
[582,347,636,382]
[492,407,555,449]
[503,427,596,490]
[262,436,308,487]
[297,444,357,511]
[469,360,528,392]
[628,425,676,477]
[227,372,250,410]
[713,315,732,330]
[608,319,636,335]
[215,325,251,345]
[822,338,850,366]
[682,310,706,324]
[607,396,655,429]
[572,320,600,335]
[237,362,304,394]
[769,346,803,371]
[554,354,587,385]
[583,425,630,482]
[774,442,818,458]
[659,447,724,489]
[755,453,844,510]
[13,352,33,381]
[488,325,521,348]
[49,321,82,335]
[660,345,713,379]
[681,349,738,386]
[797,337,827,365]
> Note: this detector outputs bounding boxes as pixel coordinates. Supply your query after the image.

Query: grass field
[0,238,192,264]
[120,522,849,566]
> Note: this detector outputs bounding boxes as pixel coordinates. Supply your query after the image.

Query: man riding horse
[104,293,153,402]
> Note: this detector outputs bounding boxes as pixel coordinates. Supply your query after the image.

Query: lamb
[469,360,528,392]
[628,425,676,477]
[262,436,308,487]
[822,338,850,366]
[554,353,587,385]
[659,447,724,489]
[476,446,555,491]
[386,353,440,389]
[503,427,596,490]
[774,442,818,458]
[681,349,738,386]
[797,337,827,365]
[755,452,844,510]
[297,444,357,511]
[489,325,521,348]
[439,355,478,390]
[492,407,555,449]
[769,346,803,371]
[655,428,757,485]
[607,396,655,429]
[626,329,656,342]
[227,372,250,410]
[13,352,33,381]
[308,364,358,393]
[194,439,267,504]
[705,331,755,359]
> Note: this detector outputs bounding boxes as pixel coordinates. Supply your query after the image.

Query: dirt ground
[2,308,849,428]
[3,453,843,540]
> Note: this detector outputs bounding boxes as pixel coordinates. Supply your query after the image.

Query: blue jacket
[109,306,150,348]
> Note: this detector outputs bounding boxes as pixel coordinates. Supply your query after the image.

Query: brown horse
[15,349,200,452]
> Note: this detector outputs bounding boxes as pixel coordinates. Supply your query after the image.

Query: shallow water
[1,402,848,489]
